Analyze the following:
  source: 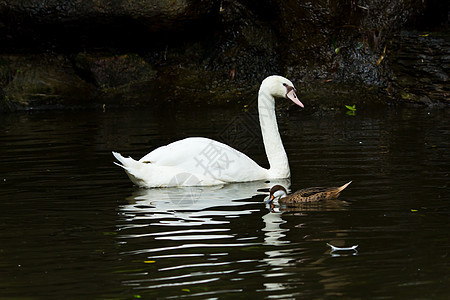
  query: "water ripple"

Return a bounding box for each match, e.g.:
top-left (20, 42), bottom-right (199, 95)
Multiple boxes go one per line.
top-left (2, 109), bottom-right (449, 299)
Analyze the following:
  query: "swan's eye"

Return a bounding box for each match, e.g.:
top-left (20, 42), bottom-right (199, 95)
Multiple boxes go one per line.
top-left (282, 83), bottom-right (288, 87)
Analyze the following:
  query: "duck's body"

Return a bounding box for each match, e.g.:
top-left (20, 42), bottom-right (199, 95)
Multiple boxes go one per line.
top-left (113, 75), bottom-right (304, 188)
top-left (267, 181), bottom-right (352, 204)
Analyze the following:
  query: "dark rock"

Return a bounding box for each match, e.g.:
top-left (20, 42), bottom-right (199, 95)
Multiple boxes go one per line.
top-left (389, 31), bottom-right (450, 105)
top-left (74, 53), bottom-right (157, 88)
top-left (0, 0), bottom-right (448, 110)
top-left (0, 55), bottom-right (96, 110)
top-left (73, 53), bottom-right (158, 104)
top-left (0, 0), bottom-right (216, 29)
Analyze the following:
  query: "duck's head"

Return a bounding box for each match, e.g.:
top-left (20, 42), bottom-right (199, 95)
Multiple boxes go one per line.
top-left (260, 75), bottom-right (304, 108)
top-left (266, 185), bottom-right (288, 204)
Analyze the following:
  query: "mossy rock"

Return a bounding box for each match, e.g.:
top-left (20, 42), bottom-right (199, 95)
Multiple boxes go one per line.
top-left (1, 55), bottom-right (96, 110)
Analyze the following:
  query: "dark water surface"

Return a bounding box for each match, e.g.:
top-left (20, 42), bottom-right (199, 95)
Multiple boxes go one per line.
top-left (0, 104), bottom-right (449, 299)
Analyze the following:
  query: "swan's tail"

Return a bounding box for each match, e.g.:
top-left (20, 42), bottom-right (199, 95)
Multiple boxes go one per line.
top-left (112, 152), bottom-right (148, 186)
top-left (112, 151), bottom-right (221, 188)
top-left (112, 151), bottom-right (142, 170)
top-left (337, 181), bottom-right (352, 192)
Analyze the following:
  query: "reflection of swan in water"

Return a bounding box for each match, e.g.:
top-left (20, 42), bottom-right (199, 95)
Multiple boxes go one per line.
top-left (262, 209), bottom-right (295, 278)
top-left (260, 194), bottom-right (352, 273)
top-left (262, 209), bottom-right (288, 246)
top-left (119, 179), bottom-right (291, 227)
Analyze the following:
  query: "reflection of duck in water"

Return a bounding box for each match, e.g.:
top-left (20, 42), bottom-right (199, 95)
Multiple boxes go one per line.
top-left (267, 181), bottom-right (351, 205)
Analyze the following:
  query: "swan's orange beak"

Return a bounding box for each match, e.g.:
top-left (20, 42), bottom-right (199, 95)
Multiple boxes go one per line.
top-left (286, 86), bottom-right (304, 108)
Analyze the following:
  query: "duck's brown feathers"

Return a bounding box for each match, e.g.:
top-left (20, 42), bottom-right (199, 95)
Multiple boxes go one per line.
top-left (274, 181), bottom-right (351, 204)
top-left (290, 186), bottom-right (343, 202)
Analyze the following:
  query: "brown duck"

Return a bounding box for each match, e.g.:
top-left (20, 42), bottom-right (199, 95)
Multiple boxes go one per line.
top-left (267, 181), bottom-right (352, 205)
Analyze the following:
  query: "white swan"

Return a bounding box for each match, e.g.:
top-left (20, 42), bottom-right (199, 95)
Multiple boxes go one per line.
top-left (113, 75), bottom-right (304, 187)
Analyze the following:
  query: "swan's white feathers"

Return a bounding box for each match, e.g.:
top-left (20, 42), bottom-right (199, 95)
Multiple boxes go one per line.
top-left (145, 137), bottom-right (267, 180)
top-left (113, 75), bottom-right (302, 188)
top-left (113, 138), bottom-right (267, 187)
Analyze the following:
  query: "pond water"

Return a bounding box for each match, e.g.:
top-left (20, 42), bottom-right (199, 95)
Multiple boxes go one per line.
top-left (0, 103), bottom-right (449, 299)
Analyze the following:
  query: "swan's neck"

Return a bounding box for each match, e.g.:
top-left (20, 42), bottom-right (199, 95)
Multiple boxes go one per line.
top-left (258, 89), bottom-right (290, 178)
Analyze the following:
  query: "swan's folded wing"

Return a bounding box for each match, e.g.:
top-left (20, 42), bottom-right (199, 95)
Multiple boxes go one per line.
top-left (139, 137), bottom-right (267, 182)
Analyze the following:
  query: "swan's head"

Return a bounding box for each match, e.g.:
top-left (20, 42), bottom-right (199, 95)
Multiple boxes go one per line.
top-left (266, 185), bottom-right (288, 204)
top-left (261, 75), bottom-right (304, 108)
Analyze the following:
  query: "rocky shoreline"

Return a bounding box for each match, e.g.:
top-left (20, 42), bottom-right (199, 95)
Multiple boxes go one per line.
top-left (0, 0), bottom-right (448, 111)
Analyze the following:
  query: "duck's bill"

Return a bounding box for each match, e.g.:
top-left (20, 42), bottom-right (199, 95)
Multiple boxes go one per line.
top-left (287, 89), bottom-right (304, 108)
top-left (265, 195), bottom-right (274, 204)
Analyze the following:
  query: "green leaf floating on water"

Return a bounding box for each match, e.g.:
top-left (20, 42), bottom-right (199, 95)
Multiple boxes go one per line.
top-left (345, 105), bottom-right (356, 111)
